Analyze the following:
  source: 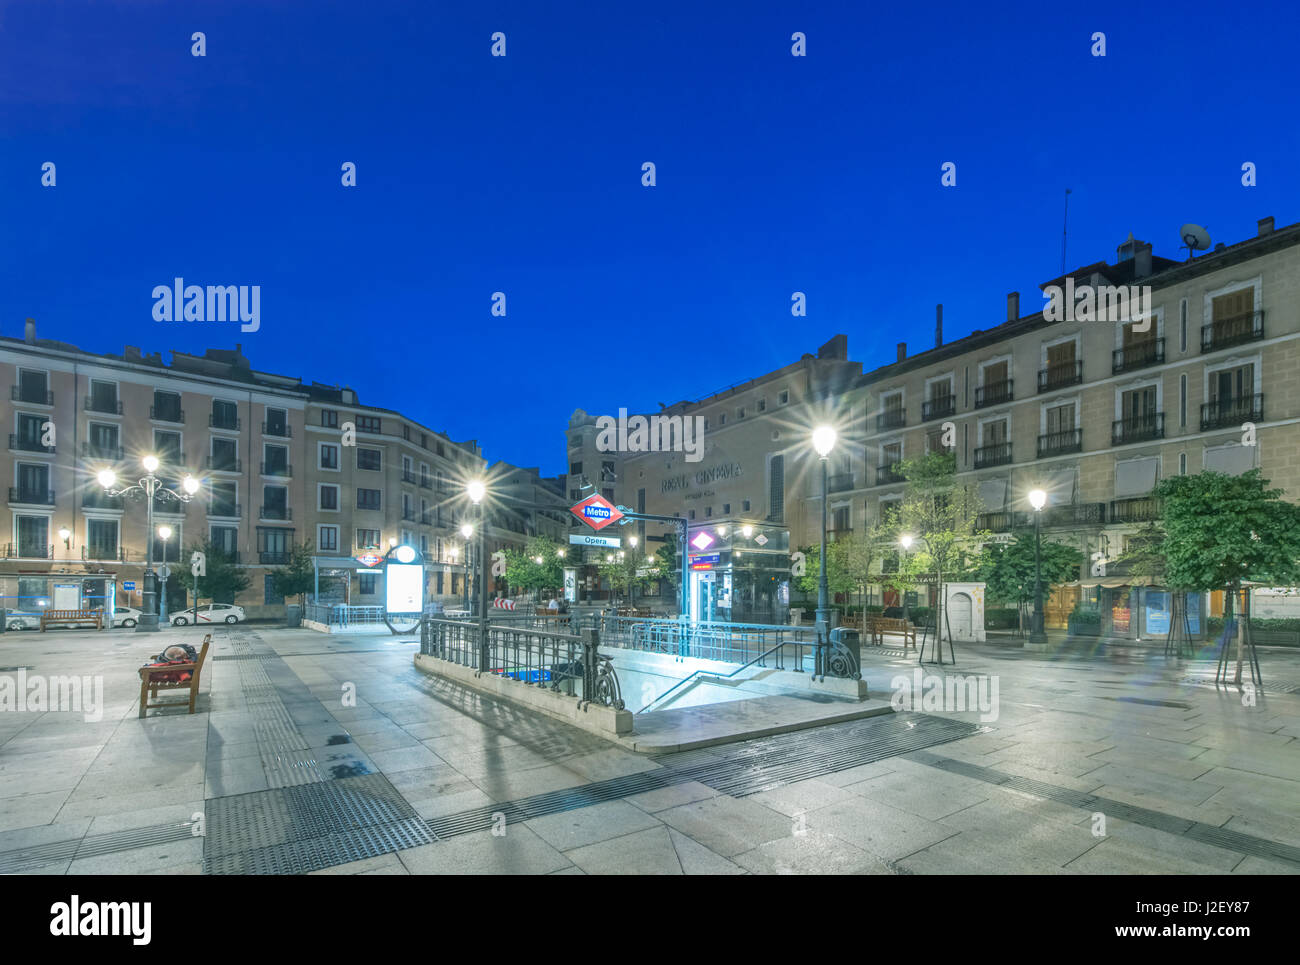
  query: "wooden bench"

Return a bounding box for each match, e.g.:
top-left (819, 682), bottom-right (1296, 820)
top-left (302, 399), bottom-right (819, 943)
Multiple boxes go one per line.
top-left (40, 609), bottom-right (104, 631)
top-left (865, 616), bottom-right (916, 651)
top-left (138, 633), bottom-right (211, 718)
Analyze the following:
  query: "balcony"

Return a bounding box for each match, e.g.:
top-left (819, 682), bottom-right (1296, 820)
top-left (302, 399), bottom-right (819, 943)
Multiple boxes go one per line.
top-left (260, 505), bottom-right (292, 521)
top-left (977, 511), bottom-right (1027, 533)
top-left (85, 396), bottom-right (122, 415)
top-left (210, 413), bottom-right (241, 431)
top-left (402, 469), bottom-right (419, 485)
top-left (150, 405), bottom-right (185, 424)
top-left (827, 473), bottom-right (855, 494)
top-left (209, 503), bottom-right (242, 519)
top-left (973, 442), bottom-right (1013, 469)
top-left (10, 434), bottom-right (54, 454)
top-left (420, 511), bottom-right (434, 525)
top-left (1202, 311), bottom-right (1264, 352)
top-left (12, 385), bottom-right (52, 405)
top-left (260, 462), bottom-right (293, 477)
top-left (1042, 502), bottom-right (1106, 527)
top-left (5, 542), bottom-right (53, 559)
top-left (1110, 496), bottom-right (1161, 524)
top-left (1112, 413), bottom-right (1164, 445)
top-left (876, 463), bottom-right (906, 486)
top-left (1037, 428), bottom-right (1082, 458)
top-left (401, 508), bottom-right (417, 522)
top-left (1112, 338), bottom-right (1164, 374)
top-left (921, 395), bottom-right (956, 422)
top-left (1038, 361), bottom-right (1082, 392)
top-left (876, 409), bottom-right (906, 431)
top-left (262, 421), bottom-right (291, 438)
top-left (81, 442), bottom-right (124, 461)
top-left (259, 551), bottom-right (292, 565)
top-left (1201, 394), bottom-right (1264, 431)
top-left (419, 476), bottom-right (432, 490)
top-left (974, 380), bottom-right (1013, 409)
top-left (9, 487), bottom-right (55, 505)
top-left (207, 456), bottom-right (242, 473)
top-left (82, 489), bottom-right (123, 510)
top-left (82, 544), bottom-right (125, 562)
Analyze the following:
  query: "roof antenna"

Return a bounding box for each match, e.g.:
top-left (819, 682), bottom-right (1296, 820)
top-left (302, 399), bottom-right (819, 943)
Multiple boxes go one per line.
top-left (1060, 188), bottom-right (1072, 275)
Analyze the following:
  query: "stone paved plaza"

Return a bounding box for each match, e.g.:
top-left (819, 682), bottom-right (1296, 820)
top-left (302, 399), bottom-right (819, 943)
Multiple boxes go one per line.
top-left (0, 625), bottom-right (1297, 875)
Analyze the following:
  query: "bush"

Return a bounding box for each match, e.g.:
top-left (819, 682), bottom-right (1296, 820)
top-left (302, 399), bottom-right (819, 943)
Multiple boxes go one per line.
top-left (984, 607), bottom-right (1021, 629)
top-left (1207, 616), bottom-right (1300, 636)
top-left (1067, 608), bottom-right (1101, 636)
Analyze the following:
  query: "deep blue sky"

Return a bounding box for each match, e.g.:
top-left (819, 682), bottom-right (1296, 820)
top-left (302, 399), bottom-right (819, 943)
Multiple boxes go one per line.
top-left (3, 1), bottom-right (1297, 475)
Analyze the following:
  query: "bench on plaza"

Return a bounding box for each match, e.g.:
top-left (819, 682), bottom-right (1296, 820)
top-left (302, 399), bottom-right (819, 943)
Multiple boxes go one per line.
top-left (40, 609), bottom-right (104, 631)
top-left (865, 616), bottom-right (916, 651)
top-left (138, 633), bottom-right (212, 718)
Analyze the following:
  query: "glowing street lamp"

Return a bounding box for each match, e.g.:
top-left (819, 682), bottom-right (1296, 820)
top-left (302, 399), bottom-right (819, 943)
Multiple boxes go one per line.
top-left (466, 481), bottom-right (487, 619)
top-left (812, 425), bottom-right (837, 668)
top-left (1028, 488), bottom-right (1048, 646)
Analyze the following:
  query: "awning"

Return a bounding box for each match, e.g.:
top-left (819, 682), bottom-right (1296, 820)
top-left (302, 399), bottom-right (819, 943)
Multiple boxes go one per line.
top-left (1114, 456), bottom-right (1160, 497)
top-left (977, 478), bottom-right (1008, 511)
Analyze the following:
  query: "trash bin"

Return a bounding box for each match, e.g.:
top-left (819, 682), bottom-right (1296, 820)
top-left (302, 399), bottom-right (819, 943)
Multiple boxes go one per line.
top-left (286, 604), bottom-right (302, 628)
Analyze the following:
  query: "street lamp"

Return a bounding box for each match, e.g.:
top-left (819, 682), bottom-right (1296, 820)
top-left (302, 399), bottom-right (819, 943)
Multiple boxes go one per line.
top-left (459, 522), bottom-right (473, 612)
top-left (467, 481), bottom-right (486, 620)
top-left (812, 425), bottom-right (837, 672)
top-left (157, 525), bottom-right (173, 625)
top-left (58, 527), bottom-right (71, 550)
top-left (1028, 488), bottom-right (1048, 645)
top-left (899, 534), bottom-right (914, 625)
top-left (99, 456), bottom-right (200, 631)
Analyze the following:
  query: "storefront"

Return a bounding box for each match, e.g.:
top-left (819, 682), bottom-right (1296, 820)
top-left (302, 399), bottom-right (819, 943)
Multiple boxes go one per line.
top-left (1070, 581), bottom-right (1205, 641)
top-left (686, 519), bottom-right (790, 624)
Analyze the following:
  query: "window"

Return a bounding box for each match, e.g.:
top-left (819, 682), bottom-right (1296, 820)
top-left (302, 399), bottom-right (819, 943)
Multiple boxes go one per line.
top-left (88, 379), bottom-right (119, 413)
top-left (1179, 299), bottom-right (1188, 352)
top-left (154, 430), bottom-right (182, 467)
top-left (719, 412), bottom-right (727, 426)
top-left (757, 399), bottom-right (766, 413)
top-left (356, 529), bottom-right (380, 551)
top-left (211, 526), bottom-right (238, 558)
top-left (15, 516), bottom-right (48, 557)
top-left (705, 506), bottom-right (712, 518)
top-left (257, 527), bottom-right (291, 564)
top-left (357, 488), bottom-right (382, 511)
top-left (88, 423), bottom-right (120, 459)
top-left (768, 454), bottom-right (784, 522)
top-left (321, 409), bottom-right (339, 428)
top-left (601, 460), bottom-right (615, 479)
top-left (211, 436), bottom-right (238, 471)
top-left (318, 525), bottom-right (339, 552)
top-left (211, 399), bottom-right (238, 430)
top-left (359, 573), bottom-right (378, 595)
top-left (357, 448), bottom-right (382, 471)
top-left (152, 390), bottom-right (182, 423)
top-left (264, 574), bottom-right (284, 606)
top-left (778, 390), bottom-right (789, 405)
top-left (1179, 452), bottom-right (1187, 475)
top-left (319, 485), bottom-right (339, 511)
top-left (211, 481), bottom-right (238, 517)
top-left (16, 369), bottom-right (49, 405)
top-left (737, 407), bottom-right (745, 420)
top-left (743, 499), bottom-right (751, 512)
top-left (1180, 374), bottom-right (1188, 428)
top-left (262, 486), bottom-right (289, 519)
top-left (570, 461), bottom-right (583, 475)
top-left (319, 443), bottom-right (339, 470)
top-left (723, 503), bottom-right (731, 514)
top-left (150, 525), bottom-right (181, 563)
top-left (264, 407), bottom-right (288, 437)
top-left (356, 415), bottom-right (381, 434)
top-left (263, 444), bottom-right (289, 476)
top-left (86, 519), bottom-right (118, 560)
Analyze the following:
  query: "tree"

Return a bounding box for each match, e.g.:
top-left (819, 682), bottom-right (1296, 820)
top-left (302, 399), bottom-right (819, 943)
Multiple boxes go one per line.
top-left (175, 540), bottom-right (251, 606)
top-left (975, 533), bottom-right (1083, 630)
top-left (270, 540), bottom-right (317, 606)
top-left (795, 541), bottom-right (857, 599)
top-left (502, 535), bottom-right (565, 599)
top-left (599, 547), bottom-right (661, 606)
top-left (895, 452), bottom-right (986, 647)
top-left (1154, 470), bottom-right (1300, 683)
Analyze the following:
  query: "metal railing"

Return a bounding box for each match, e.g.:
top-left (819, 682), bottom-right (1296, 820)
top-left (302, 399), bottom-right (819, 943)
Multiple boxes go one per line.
top-left (1038, 361), bottom-right (1082, 392)
top-left (1037, 428), bottom-right (1081, 457)
top-left (977, 511), bottom-right (1027, 532)
top-left (207, 456), bottom-right (242, 472)
top-left (82, 442), bottom-right (125, 460)
top-left (150, 405), bottom-right (184, 423)
top-left (586, 614), bottom-right (818, 665)
top-left (1042, 502), bottom-right (1105, 526)
top-left (1201, 394), bottom-right (1263, 430)
top-left (827, 472), bottom-right (855, 493)
top-left (9, 435), bottom-right (54, 454)
top-left (876, 409), bottom-right (905, 430)
top-left (262, 422), bottom-right (292, 437)
top-left (974, 379), bottom-right (1013, 408)
top-left (12, 386), bottom-right (52, 405)
top-left (5, 542), bottom-right (53, 559)
top-left (210, 413), bottom-right (241, 430)
top-left (259, 505), bottom-right (292, 520)
top-left (304, 603), bottom-right (386, 626)
top-left (85, 396), bottom-right (123, 414)
top-left (1112, 337), bottom-right (1164, 374)
top-left (1110, 496), bottom-right (1161, 523)
top-left (973, 441), bottom-right (1012, 468)
top-left (260, 462), bottom-right (292, 477)
top-left (9, 487), bottom-right (55, 505)
top-left (1113, 413), bottom-right (1164, 445)
top-left (921, 396), bottom-right (955, 421)
top-left (876, 463), bottom-right (905, 486)
top-left (1202, 311), bottom-right (1264, 352)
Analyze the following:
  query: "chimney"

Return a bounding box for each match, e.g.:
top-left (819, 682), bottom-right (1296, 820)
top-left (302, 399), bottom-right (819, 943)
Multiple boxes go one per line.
top-left (1134, 241), bottom-right (1152, 278)
top-left (124, 345), bottom-right (141, 361)
top-left (896, 342), bottom-right (906, 363)
top-left (935, 304), bottom-right (943, 347)
top-left (24, 318), bottom-right (35, 344)
top-left (1258, 216), bottom-right (1275, 236)
top-left (1007, 292), bottom-right (1019, 322)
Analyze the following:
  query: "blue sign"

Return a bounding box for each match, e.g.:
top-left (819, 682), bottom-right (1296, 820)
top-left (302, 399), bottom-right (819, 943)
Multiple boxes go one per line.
top-left (123, 581), bottom-right (136, 591)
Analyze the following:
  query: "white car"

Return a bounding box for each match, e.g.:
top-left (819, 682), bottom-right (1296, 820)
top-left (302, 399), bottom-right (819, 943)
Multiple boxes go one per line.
top-left (5, 610), bottom-right (42, 631)
top-left (113, 606), bottom-right (143, 628)
top-left (171, 603), bottom-right (245, 626)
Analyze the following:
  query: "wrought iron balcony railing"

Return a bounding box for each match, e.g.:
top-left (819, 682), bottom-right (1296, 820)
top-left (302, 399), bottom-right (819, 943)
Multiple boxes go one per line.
top-left (1112, 338), bottom-right (1164, 374)
top-left (876, 409), bottom-right (906, 431)
top-left (85, 396), bottom-right (122, 414)
top-left (260, 505), bottom-right (292, 521)
top-left (150, 405), bottom-right (185, 424)
top-left (974, 379), bottom-right (1013, 408)
top-left (12, 385), bottom-right (52, 405)
top-left (82, 489), bottom-right (123, 510)
top-left (81, 442), bottom-right (124, 460)
top-left (1109, 496), bottom-right (1161, 524)
top-left (5, 542), bottom-right (53, 559)
top-left (876, 463), bottom-right (906, 486)
top-left (1112, 413), bottom-right (1164, 445)
top-left (1202, 311), bottom-right (1264, 352)
top-left (10, 434), bottom-right (54, 454)
top-left (1037, 428), bottom-right (1082, 458)
top-left (1201, 394), bottom-right (1264, 431)
top-left (262, 421), bottom-right (291, 437)
top-left (1042, 502), bottom-right (1105, 527)
top-left (827, 473), bottom-right (855, 494)
top-left (82, 544), bottom-right (125, 562)
top-left (976, 511), bottom-right (1027, 533)
top-left (9, 487), bottom-right (55, 505)
top-left (973, 442), bottom-right (1012, 468)
top-left (402, 469), bottom-right (419, 485)
top-left (259, 551), bottom-right (292, 565)
top-left (1038, 361), bottom-right (1082, 392)
top-left (260, 462), bottom-right (293, 477)
top-left (207, 456), bottom-right (242, 472)
top-left (209, 503), bottom-right (242, 519)
top-left (921, 396), bottom-right (956, 421)
top-left (210, 413), bottom-right (241, 430)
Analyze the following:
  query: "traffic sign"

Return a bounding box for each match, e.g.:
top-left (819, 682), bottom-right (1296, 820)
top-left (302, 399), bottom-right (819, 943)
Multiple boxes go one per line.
top-left (122, 581), bottom-right (136, 591)
top-left (569, 493), bottom-right (624, 531)
top-left (569, 533), bottom-right (621, 548)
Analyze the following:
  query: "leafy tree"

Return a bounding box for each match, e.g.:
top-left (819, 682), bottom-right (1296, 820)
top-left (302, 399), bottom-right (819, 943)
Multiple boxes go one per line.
top-left (270, 540), bottom-right (317, 606)
top-left (502, 536), bottom-right (565, 599)
top-left (795, 541), bottom-right (857, 598)
top-left (598, 547), bottom-right (661, 606)
top-left (175, 540), bottom-right (251, 606)
top-left (1155, 470), bottom-right (1300, 682)
top-left (975, 533), bottom-right (1083, 629)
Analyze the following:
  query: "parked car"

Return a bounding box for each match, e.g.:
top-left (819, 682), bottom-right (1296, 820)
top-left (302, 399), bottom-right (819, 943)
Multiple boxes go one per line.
top-left (4, 610), bottom-right (42, 631)
top-left (171, 603), bottom-right (245, 626)
top-left (112, 606), bottom-right (143, 628)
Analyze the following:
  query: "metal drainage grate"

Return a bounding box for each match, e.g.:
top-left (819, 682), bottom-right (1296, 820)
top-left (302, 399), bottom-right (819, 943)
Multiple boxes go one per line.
top-left (204, 772), bottom-right (434, 874)
top-left (1104, 696), bottom-right (1193, 710)
top-left (907, 751), bottom-right (1300, 867)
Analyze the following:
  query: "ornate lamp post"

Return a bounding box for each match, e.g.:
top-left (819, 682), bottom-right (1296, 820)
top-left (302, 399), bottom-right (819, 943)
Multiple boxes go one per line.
top-left (157, 525), bottom-right (173, 626)
top-left (98, 456), bottom-right (200, 632)
top-left (1029, 488), bottom-right (1048, 645)
top-left (467, 480), bottom-right (487, 621)
top-left (812, 425), bottom-right (837, 672)
top-left (459, 522), bottom-right (473, 613)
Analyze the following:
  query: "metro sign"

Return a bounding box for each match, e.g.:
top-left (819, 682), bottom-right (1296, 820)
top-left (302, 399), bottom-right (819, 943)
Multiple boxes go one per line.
top-left (355, 553), bottom-right (382, 568)
top-left (570, 493), bottom-right (624, 531)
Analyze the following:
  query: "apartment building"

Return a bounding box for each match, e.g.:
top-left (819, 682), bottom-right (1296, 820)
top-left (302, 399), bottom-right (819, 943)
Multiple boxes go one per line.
top-left (570, 215), bottom-right (1300, 634)
top-left (1, 329), bottom-right (485, 618)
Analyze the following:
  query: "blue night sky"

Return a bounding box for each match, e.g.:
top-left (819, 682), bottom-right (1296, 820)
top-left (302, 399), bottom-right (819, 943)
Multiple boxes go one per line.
top-left (2, 1), bottom-right (1297, 474)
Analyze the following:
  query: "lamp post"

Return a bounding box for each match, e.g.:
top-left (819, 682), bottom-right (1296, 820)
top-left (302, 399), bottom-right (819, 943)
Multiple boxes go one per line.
top-left (459, 523), bottom-right (473, 613)
top-left (812, 426), bottom-right (837, 674)
top-left (1029, 488), bottom-right (1048, 645)
top-left (98, 456), bottom-right (200, 632)
top-left (157, 525), bottom-right (172, 625)
top-left (467, 481), bottom-right (486, 622)
top-left (899, 534), bottom-right (914, 626)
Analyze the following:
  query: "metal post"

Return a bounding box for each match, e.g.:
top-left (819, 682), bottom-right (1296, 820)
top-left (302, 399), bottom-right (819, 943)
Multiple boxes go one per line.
top-left (815, 456), bottom-right (830, 677)
top-left (139, 476), bottom-right (158, 632)
top-left (462, 539), bottom-right (470, 612)
top-left (1030, 508), bottom-right (1047, 645)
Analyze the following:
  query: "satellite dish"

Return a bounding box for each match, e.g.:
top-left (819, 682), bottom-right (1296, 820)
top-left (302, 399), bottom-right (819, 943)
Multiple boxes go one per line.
top-left (1180, 223), bottom-right (1211, 258)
